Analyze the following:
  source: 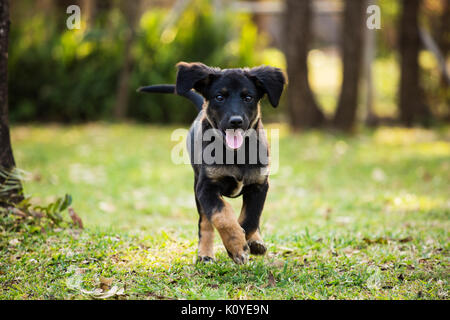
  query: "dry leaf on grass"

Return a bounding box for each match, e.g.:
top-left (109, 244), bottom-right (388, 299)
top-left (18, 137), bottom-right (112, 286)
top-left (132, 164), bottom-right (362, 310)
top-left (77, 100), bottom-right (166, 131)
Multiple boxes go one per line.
top-left (363, 237), bottom-right (388, 245)
top-left (68, 207), bottom-right (83, 229)
top-left (268, 260), bottom-right (285, 268)
top-left (398, 236), bottom-right (413, 243)
top-left (267, 271), bottom-right (276, 288)
top-left (99, 277), bottom-right (114, 292)
top-left (10, 207), bottom-right (27, 218)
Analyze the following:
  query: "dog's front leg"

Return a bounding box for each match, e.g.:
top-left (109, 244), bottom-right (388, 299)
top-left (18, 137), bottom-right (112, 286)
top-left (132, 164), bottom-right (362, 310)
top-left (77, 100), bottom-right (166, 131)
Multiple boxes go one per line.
top-left (196, 181), bottom-right (249, 264)
top-left (195, 195), bottom-right (215, 262)
top-left (239, 182), bottom-right (269, 255)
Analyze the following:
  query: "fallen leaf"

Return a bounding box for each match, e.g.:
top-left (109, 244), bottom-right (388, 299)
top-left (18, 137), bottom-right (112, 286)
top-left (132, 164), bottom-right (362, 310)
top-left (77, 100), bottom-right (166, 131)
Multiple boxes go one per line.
top-left (268, 260), bottom-right (285, 268)
top-left (363, 237), bottom-right (388, 245)
top-left (379, 263), bottom-right (392, 271)
top-left (277, 246), bottom-right (296, 256)
top-left (31, 173), bottom-right (42, 182)
top-left (398, 236), bottom-right (413, 243)
top-left (99, 277), bottom-right (114, 291)
top-left (68, 207), bottom-right (83, 229)
top-left (343, 247), bottom-right (360, 256)
top-left (9, 254), bottom-right (21, 262)
top-left (267, 271), bottom-right (276, 288)
top-left (146, 292), bottom-right (174, 300)
top-left (27, 210), bottom-right (43, 218)
top-left (422, 171), bottom-right (432, 182)
top-left (10, 207), bottom-right (27, 218)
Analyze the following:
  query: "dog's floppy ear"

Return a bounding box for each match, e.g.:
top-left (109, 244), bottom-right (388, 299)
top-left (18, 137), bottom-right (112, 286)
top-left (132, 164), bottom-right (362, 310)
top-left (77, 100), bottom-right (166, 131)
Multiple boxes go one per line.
top-left (247, 66), bottom-right (287, 108)
top-left (176, 62), bottom-right (218, 97)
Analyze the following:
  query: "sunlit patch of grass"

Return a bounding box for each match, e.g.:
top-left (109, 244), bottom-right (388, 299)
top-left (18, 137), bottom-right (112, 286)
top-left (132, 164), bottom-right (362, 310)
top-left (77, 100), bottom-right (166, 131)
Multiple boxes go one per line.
top-left (384, 192), bottom-right (448, 212)
top-left (309, 48), bottom-right (341, 116)
top-left (3, 124), bottom-right (449, 299)
top-left (373, 127), bottom-right (439, 145)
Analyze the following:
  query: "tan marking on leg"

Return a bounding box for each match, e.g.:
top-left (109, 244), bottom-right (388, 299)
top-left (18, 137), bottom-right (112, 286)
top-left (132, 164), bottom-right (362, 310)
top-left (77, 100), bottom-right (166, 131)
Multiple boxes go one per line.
top-left (198, 214), bottom-right (215, 259)
top-left (248, 229), bottom-right (263, 242)
top-left (211, 201), bottom-right (249, 264)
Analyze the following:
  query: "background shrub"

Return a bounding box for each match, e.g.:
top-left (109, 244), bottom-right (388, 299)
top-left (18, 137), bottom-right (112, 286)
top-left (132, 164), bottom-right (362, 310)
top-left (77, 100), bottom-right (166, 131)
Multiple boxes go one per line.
top-left (9, 1), bottom-right (283, 124)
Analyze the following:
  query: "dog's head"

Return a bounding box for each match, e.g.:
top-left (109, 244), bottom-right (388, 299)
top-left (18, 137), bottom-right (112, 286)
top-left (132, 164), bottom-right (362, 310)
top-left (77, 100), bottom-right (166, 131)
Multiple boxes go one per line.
top-left (175, 62), bottom-right (286, 149)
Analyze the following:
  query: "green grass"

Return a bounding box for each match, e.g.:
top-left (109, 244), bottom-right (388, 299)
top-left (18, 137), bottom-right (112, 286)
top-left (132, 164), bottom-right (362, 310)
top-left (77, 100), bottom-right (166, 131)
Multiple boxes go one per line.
top-left (1, 123), bottom-right (449, 299)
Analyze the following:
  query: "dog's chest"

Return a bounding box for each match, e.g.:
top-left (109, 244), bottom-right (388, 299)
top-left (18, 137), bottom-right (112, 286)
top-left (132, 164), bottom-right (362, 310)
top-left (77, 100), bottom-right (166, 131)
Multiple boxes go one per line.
top-left (205, 165), bottom-right (268, 198)
top-left (229, 179), bottom-right (244, 198)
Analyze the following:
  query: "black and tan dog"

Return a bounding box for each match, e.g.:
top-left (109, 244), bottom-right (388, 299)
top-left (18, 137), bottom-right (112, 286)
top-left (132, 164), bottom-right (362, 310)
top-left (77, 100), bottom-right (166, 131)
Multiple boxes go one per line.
top-left (138, 62), bottom-right (286, 264)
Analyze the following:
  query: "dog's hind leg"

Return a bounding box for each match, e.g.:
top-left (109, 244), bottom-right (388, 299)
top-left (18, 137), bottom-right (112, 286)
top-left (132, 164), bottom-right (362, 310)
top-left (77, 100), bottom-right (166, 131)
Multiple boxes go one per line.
top-left (239, 182), bottom-right (268, 255)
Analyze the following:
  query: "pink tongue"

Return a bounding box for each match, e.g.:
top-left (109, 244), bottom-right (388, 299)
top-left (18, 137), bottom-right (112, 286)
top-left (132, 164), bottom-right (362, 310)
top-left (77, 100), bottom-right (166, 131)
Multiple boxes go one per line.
top-left (225, 130), bottom-right (244, 149)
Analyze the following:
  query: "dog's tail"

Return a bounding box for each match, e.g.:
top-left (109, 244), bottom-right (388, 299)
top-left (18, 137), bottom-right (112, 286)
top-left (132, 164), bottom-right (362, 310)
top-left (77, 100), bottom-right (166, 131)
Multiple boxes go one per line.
top-left (137, 84), bottom-right (204, 111)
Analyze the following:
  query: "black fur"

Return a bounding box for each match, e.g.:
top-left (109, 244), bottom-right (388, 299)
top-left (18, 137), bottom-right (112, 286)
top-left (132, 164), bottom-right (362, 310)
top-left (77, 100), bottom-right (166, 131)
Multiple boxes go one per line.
top-left (137, 84), bottom-right (204, 111)
top-left (138, 62), bottom-right (286, 263)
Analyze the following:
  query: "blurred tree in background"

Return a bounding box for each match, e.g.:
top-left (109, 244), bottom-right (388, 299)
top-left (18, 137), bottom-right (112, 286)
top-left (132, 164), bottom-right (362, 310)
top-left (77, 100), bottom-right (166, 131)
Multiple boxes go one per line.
top-left (399, 0), bottom-right (432, 126)
top-left (332, 0), bottom-right (365, 130)
top-left (284, 0), bottom-right (325, 129)
top-left (0, 0), bottom-right (23, 205)
top-left (6, 0), bottom-right (450, 128)
top-left (113, 0), bottom-right (142, 120)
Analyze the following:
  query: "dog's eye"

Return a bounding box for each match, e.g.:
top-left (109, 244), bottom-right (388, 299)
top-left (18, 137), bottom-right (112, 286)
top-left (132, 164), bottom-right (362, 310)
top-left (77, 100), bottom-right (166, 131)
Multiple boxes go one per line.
top-left (215, 94), bottom-right (225, 102)
top-left (243, 95), bottom-right (253, 102)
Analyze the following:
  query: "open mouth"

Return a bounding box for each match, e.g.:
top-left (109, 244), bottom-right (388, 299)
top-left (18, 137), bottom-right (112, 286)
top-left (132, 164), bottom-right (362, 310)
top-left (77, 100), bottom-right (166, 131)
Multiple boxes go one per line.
top-left (224, 129), bottom-right (244, 149)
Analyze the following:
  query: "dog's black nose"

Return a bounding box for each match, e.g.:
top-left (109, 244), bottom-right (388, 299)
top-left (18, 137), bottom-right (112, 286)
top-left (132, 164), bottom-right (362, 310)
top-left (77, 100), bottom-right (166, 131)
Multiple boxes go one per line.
top-left (229, 116), bottom-right (243, 128)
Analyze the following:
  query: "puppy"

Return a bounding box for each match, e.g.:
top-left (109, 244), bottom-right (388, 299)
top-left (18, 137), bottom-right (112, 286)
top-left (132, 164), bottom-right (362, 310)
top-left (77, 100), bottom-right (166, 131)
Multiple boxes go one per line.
top-left (139, 62), bottom-right (286, 264)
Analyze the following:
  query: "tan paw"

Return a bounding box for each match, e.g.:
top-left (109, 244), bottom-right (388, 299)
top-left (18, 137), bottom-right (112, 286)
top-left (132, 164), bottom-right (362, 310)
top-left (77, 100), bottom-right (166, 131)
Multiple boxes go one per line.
top-left (226, 243), bottom-right (249, 265)
top-left (197, 256), bottom-right (214, 263)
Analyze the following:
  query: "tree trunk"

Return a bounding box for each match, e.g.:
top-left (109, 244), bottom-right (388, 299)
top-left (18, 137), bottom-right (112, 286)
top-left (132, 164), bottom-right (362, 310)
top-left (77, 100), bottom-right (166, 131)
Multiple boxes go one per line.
top-left (113, 0), bottom-right (141, 120)
top-left (332, 0), bottom-right (366, 131)
top-left (284, 0), bottom-right (324, 130)
top-left (363, 1), bottom-right (378, 126)
top-left (399, 0), bottom-right (432, 126)
top-left (0, 0), bottom-right (22, 206)
top-left (437, 0), bottom-right (450, 62)
top-left (438, 0), bottom-right (450, 120)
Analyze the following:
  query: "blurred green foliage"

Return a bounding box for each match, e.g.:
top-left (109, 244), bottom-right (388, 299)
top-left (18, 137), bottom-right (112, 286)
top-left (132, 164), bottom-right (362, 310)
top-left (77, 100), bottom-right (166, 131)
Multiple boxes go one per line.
top-left (9, 0), bottom-right (281, 123)
top-left (376, 0), bottom-right (400, 58)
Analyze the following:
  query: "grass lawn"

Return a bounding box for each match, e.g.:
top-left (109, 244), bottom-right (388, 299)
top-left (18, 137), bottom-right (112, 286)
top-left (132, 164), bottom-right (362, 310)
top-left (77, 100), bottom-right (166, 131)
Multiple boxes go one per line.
top-left (1, 123), bottom-right (449, 299)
